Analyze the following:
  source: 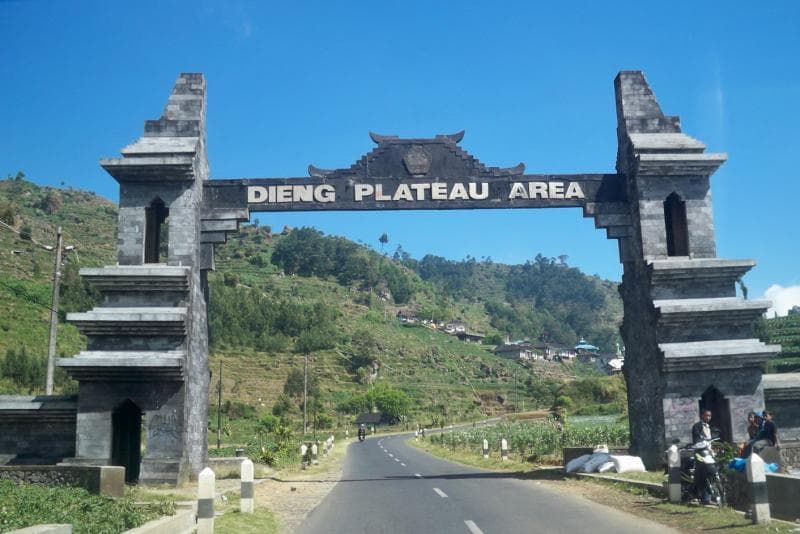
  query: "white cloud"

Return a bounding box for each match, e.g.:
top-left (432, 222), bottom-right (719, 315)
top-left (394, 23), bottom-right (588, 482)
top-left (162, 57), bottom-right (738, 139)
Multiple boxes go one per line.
top-left (762, 284), bottom-right (800, 317)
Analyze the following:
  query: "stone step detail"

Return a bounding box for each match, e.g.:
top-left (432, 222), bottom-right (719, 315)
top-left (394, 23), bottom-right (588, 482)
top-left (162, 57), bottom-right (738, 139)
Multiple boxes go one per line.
top-left (659, 339), bottom-right (781, 372)
top-left (67, 307), bottom-right (187, 337)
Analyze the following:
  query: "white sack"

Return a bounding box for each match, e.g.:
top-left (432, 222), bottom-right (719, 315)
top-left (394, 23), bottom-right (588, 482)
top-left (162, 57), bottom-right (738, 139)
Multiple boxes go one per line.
top-left (596, 461), bottom-right (616, 473)
top-left (610, 455), bottom-right (646, 473)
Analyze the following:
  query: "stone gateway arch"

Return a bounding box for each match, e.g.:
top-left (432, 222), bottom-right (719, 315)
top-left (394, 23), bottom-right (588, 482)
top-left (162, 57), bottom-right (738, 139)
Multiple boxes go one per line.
top-left (54, 71), bottom-right (779, 483)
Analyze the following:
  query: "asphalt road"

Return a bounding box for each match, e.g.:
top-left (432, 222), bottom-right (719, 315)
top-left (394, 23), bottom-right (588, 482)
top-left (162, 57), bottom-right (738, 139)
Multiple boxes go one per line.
top-left (296, 433), bottom-right (676, 534)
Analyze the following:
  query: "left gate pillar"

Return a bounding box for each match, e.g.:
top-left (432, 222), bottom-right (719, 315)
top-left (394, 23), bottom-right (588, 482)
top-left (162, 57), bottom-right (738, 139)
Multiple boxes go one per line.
top-left (58, 73), bottom-right (212, 484)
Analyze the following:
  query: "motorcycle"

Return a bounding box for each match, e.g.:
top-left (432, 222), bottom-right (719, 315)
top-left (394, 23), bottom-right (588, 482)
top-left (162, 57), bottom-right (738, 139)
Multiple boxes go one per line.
top-left (358, 429), bottom-right (366, 442)
top-left (676, 438), bottom-right (725, 506)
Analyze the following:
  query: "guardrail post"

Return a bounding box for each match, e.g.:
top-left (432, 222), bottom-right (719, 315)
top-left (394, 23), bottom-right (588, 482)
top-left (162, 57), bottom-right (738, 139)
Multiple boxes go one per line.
top-left (311, 443), bottom-right (319, 465)
top-left (501, 438), bottom-right (508, 461)
top-left (746, 453), bottom-right (770, 524)
top-left (197, 467), bottom-right (215, 534)
top-left (666, 444), bottom-right (681, 503)
top-left (482, 439), bottom-right (489, 459)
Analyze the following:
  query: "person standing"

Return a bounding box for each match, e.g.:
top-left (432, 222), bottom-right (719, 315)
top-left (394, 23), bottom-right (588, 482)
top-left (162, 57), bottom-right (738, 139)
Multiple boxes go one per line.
top-left (692, 409), bottom-right (713, 443)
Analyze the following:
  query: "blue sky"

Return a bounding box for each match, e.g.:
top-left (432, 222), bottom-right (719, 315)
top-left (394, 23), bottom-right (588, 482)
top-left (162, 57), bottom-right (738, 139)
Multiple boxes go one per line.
top-left (2, 1), bottom-right (799, 313)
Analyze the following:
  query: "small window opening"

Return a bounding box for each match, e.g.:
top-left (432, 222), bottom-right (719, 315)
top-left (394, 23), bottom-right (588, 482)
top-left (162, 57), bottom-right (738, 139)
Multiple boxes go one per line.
top-left (144, 198), bottom-right (169, 263)
top-left (664, 192), bottom-right (689, 256)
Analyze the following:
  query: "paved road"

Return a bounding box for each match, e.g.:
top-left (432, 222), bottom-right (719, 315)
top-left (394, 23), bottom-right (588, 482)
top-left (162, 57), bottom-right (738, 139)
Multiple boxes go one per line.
top-left (297, 433), bottom-right (676, 534)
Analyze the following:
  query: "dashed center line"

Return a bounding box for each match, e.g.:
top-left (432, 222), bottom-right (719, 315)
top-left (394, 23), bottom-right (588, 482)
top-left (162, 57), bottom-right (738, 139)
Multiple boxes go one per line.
top-left (394, 458), bottom-right (400, 462)
top-left (400, 462), bottom-right (406, 467)
top-left (388, 453), bottom-right (394, 458)
top-left (464, 520), bottom-right (484, 534)
top-left (433, 487), bottom-right (448, 498)
top-left (414, 473), bottom-right (422, 478)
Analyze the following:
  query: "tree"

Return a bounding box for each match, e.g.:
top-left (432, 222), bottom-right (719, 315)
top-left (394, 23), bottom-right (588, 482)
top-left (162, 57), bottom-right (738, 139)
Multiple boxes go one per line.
top-left (379, 233), bottom-right (389, 251)
top-left (19, 224), bottom-right (32, 241)
top-left (284, 367), bottom-right (319, 400)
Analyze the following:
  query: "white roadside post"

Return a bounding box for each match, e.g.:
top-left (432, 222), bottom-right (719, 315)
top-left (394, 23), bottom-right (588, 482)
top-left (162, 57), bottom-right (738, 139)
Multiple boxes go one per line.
top-left (240, 458), bottom-right (254, 514)
top-left (197, 467), bottom-right (215, 534)
top-left (300, 443), bottom-right (308, 469)
top-left (482, 439), bottom-right (489, 459)
top-left (666, 444), bottom-right (681, 503)
top-left (501, 438), bottom-right (509, 461)
top-left (311, 443), bottom-right (319, 465)
top-left (746, 453), bottom-right (771, 524)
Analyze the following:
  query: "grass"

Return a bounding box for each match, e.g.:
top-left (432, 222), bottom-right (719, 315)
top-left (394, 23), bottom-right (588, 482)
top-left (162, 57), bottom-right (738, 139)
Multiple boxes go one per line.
top-left (0, 480), bottom-right (174, 534)
top-left (216, 509), bottom-right (279, 534)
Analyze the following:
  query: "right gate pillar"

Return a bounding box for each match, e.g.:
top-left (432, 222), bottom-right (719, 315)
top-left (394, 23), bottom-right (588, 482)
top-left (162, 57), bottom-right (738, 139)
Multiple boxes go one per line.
top-left (590, 71), bottom-right (781, 467)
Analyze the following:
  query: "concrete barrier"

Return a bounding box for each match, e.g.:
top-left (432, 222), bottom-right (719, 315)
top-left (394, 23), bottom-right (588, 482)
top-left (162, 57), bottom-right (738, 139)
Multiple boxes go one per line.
top-left (122, 509), bottom-right (195, 534)
top-left (726, 470), bottom-right (800, 522)
top-left (6, 526), bottom-right (72, 534)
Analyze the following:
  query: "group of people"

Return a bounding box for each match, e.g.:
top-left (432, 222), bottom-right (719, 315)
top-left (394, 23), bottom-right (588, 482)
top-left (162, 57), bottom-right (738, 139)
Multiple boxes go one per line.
top-left (744, 410), bottom-right (779, 456)
top-left (690, 408), bottom-right (779, 456)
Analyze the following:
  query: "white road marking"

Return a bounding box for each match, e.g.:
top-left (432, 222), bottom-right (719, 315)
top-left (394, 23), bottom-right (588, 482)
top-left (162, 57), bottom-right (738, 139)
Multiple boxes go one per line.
top-left (464, 520), bottom-right (484, 534)
top-left (400, 463), bottom-right (406, 467)
top-left (394, 458), bottom-right (400, 462)
top-left (388, 453), bottom-right (393, 458)
top-left (433, 487), bottom-right (448, 498)
top-left (414, 473), bottom-right (422, 478)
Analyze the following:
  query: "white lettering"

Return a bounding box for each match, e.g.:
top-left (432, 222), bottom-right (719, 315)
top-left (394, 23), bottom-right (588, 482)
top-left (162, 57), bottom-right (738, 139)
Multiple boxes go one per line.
top-left (410, 183), bottom-right (431, 200)
top-left (529, 182), bottom-right (548, 199)
top-left (565, 182), bottom-right (585, 199)
top-left (315, 184), bottom-right (336, 202)
top-left (548, 182), bottom-right (564, 199)
top-left (449, 183), bottom-right (469, 200)
top-left (247, 186), bottom-right (268, 203)
top-left (508, 182), bottom-right (528, 200)
top-left (394, 184), bottom-right (414, 201)
top-left (354, 184), bottom-right (373, 201)
top-left (276, 185), bottom-right (293, 203)
top-left (293, 185), bottom-right (313, 202)
top-left (431, 183), bottom-right (448, 200)
top-left (375, 184), bottom-right (391, 201)
top-left (469, 182), bottom-right (489, 200)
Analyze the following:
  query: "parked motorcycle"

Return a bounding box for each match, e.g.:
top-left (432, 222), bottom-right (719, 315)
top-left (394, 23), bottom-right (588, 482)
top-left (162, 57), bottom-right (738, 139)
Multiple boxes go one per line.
top-left (677, 438), bottom-right (725, 506)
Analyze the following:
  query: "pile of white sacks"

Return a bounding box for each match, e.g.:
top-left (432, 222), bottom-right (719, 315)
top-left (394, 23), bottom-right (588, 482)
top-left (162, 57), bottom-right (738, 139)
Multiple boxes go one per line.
top-left (565, 444), bottom-right (646, 474)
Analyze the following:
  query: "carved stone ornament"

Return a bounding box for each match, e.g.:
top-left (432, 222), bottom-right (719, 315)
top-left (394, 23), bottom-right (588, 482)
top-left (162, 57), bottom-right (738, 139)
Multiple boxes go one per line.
top-left (403, 145), bottom-right (431, 176)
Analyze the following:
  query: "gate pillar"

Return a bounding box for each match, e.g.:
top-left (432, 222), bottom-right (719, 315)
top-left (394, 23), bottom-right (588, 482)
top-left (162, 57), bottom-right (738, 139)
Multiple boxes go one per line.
top-left (598, 71), bottom-right (781, 466)
top-left (57, 74), bottom-right (223, 483)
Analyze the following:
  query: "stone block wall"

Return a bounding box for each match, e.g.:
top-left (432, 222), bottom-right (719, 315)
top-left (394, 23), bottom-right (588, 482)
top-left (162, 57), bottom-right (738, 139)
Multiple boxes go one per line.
top-left (0, 396), bottom-right (76, 465)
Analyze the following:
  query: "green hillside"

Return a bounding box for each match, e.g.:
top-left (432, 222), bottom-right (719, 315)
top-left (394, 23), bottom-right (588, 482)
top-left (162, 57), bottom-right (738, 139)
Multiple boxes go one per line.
top-left (757, 313), bottom-right (800, 373)
top-left (0, 175), bottom-right (627, 426)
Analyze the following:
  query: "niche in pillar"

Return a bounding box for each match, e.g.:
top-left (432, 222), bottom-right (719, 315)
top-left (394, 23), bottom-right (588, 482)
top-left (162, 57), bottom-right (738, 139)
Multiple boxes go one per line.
top-left (664, 192), bottom-right (689, 257)
top-left (144, 197), bottom-right (169, 264)
top-left (112, 399), bottom-right (142, 483)
top-left (699, 386), bottom-right (732, 443)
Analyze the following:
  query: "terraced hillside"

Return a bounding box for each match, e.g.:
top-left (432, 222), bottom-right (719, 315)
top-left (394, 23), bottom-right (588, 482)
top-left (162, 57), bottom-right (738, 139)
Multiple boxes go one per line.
top-left (1, 177), bottom-right (626, 422)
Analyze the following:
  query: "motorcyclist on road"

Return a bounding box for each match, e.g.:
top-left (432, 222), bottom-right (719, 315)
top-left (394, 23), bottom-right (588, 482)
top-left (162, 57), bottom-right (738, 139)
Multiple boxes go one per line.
top-left (358, 424), bottom-right (366, 441)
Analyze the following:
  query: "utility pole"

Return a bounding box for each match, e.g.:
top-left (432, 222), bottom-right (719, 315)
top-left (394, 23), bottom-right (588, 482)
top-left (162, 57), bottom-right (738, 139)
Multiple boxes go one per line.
top-left (217, 361), bottom-right (222, 449)
top-left (45, 227), bottom-right (63, 395)
top-left (514, 371), bottom-right (518, 413)
top-left (303, 354), bottom-right (309, 435)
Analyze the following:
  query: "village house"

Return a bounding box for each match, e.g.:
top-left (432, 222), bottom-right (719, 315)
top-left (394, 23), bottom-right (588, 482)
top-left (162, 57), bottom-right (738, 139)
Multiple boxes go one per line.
top-left (532, 342), bottom-right (577, 361)
top-left (456, 331), bottom-right (485, 344)
top-left (443, 320), bottom-right (466, 334)
top-left (396, 309), bottom-right (417, 324)
top-left (494, 343), bottom-right (541, 362)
